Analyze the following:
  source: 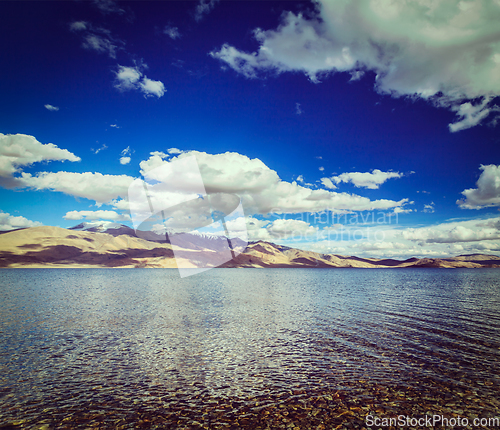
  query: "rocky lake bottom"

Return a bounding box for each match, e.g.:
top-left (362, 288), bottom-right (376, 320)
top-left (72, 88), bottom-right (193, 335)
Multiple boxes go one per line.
top-left (1, 268), bottom-right (499, 429)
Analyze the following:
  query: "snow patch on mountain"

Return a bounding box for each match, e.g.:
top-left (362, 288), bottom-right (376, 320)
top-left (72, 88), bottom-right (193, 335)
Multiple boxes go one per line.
top-left (69, 221), bottom-right (128, 232)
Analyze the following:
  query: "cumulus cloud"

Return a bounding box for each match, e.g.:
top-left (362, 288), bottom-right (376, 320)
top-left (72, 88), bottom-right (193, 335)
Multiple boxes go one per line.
top-left (167, 148), bottom-right (183, 155)
top-left (120, 157), bottom-right (131, 165)
top-left (114, 66), bottom-right (141, 90)
top-left (164, 25), bottom-right (180, 39)
top-left (114, 65), bottom-right (166, 98)
top-left (139, 150), bottom-right (409, 216)
top-left (0, 139), bottom-right (411, 233)
top-left (297, 216), bottom-right (500, 259)
top-left (266, 219), bottom-right (318, 239)
top-left (139, 77), bottom-right (166, 98)
top-left (227, 216), bottom-right (269, 232)
top-left (320, 177), bottom-right (336, 189)
top-left (328, 169), bottom-right (404, 189)
top-left (210, 0), bottom-right (500, 130)
top-left (195, 0), bottom-right (219, 22)
top-left (0, 133), bottom-right (80, 184)
top-left (0, 211), bottom-right (42, 231)
top-left (0, 135), bottom-right (133, 210)
top-left (44, 104), bottom-right (59, 111)
top-left (403, 217), bottom-right (500, 243)
top-left (458, 164), bottom-right (500, 209)
top-left (19, 171), bottom-right (134, 205)
top-left (225, 216), bottom-right (318, 241)
top-left (393, 206), bottom-right (413, 214)
top-left (64, 210), bottom-right (130, 221)
top-left (218, 216), bottom-right (270, 240)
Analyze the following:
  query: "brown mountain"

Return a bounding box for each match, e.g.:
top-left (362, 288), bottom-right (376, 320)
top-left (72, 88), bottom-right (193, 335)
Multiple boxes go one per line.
top-left (0, 226), bottom-right (499, 269)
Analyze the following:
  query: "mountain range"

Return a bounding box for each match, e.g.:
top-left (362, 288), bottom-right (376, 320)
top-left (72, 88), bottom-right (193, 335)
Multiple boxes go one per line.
top-left (1, 224), bottom-right (500, 269)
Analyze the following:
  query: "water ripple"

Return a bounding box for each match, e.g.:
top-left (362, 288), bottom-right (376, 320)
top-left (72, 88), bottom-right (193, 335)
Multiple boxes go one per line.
top-left (1, 268), bottom-right (499, 428)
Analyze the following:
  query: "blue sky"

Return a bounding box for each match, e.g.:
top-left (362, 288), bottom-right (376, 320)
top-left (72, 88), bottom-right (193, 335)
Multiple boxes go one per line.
top-left (1, 0), bottom-right (500, 258)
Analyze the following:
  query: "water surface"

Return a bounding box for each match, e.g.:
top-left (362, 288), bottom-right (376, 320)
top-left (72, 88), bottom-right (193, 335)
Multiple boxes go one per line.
top-left (1, 269), bottom-right (499, 428)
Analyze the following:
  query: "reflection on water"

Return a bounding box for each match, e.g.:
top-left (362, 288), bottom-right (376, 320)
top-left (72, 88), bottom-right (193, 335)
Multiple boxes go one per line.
top-left (1, 268), bottom-right (499, 428)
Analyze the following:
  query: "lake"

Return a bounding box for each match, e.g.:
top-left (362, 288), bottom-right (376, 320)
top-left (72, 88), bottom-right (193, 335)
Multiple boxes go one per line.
top-left (1, 269), bottom-right (499, 429)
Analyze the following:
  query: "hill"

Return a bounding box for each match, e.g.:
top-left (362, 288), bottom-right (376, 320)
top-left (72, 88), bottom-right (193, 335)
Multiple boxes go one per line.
top-left (0, 226), bottom-right (499, 269)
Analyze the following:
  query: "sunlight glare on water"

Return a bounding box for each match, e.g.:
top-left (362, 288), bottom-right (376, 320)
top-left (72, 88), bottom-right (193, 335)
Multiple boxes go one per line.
top-left (1, 268), bottom-right (499, 428)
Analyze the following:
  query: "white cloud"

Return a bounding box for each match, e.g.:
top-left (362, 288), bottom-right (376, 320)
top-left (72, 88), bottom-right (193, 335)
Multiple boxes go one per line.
top-left (44, 104), bottom-right (59, 111)
top-left (295, 102), bottom-right (303, 115)
top-left (0, 211), bottom-right (42, 231)
top-left (0, 133), bottom-right (80, 182)
top-left (115, 66), bottom-right (142, 90)
top-left (119, 146), bottom-right (133, 164)
top-left (393, 206), bottom-right (413, 214)
top-left (226, 216), bottom-right (270, 236)
top-left (18, 171), bottom-right (135, 205)
top-left (458, 164), bottom-right (500, 209)
top-left (319, 166), bottom-right (325, 172)
top-left (140, 151), bottom-right (281, 195)
top-left (266, 219), bottom-right (318, 239)
top-left (297, 216), bottom-right (500, 259)
top-left (69, 21), bottom-right (87, 31)
top-left (139, 77), bottom-right (166, 98)
top-left (330, 169), bottom-right (404, 189)
top-left (91, 143), bottom-right (107, 154)
top-left (321, 224), bottom-right (342, 232)
top-left (350, 70), bottom-right (365, 81)
top-left (164, 25), bottom-right (180, 39)
top-left (296, 175), bottom-right (304, 183)
top-left (139, 151), bottom-right (409, 216)
top-left (320, 177), bottom-right (336, 189)
top-left (449, 97), bottom-right (495, 132)
top-left (0, 140), bottom-right (411, 233)
top-left (83, 34), bottom-right (118, 58)
top-left (167, 148), bottom-right (183, 154)
top-left (210, 0), bottom-right (500, 130)
top-left (225, 216), bottom-right (317, 241)
top-left (64, 210), bottom-right (130, 221)
top-left (93, 0), bottom-right (125, 15)
top-left (252, 181), bottom-right (409, 215)
top-left (110, 124), bottom-right (120, 128)
top-left (423, 202), bottom-right (435, 213)
top-left (70, 21), bottom-right (123, 59)
top-left (114, 65), bottom-right (166, 98)
top-left (195, 0), bottom-right (219, 22)
top-left (0, 135), bottom-right (133, 214)
top-left (403, 217), bottom-right (500, 244)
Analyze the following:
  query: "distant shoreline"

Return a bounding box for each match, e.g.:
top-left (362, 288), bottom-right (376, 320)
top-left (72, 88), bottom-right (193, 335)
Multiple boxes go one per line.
top-left (1, 226), bottom-right (500, 269)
